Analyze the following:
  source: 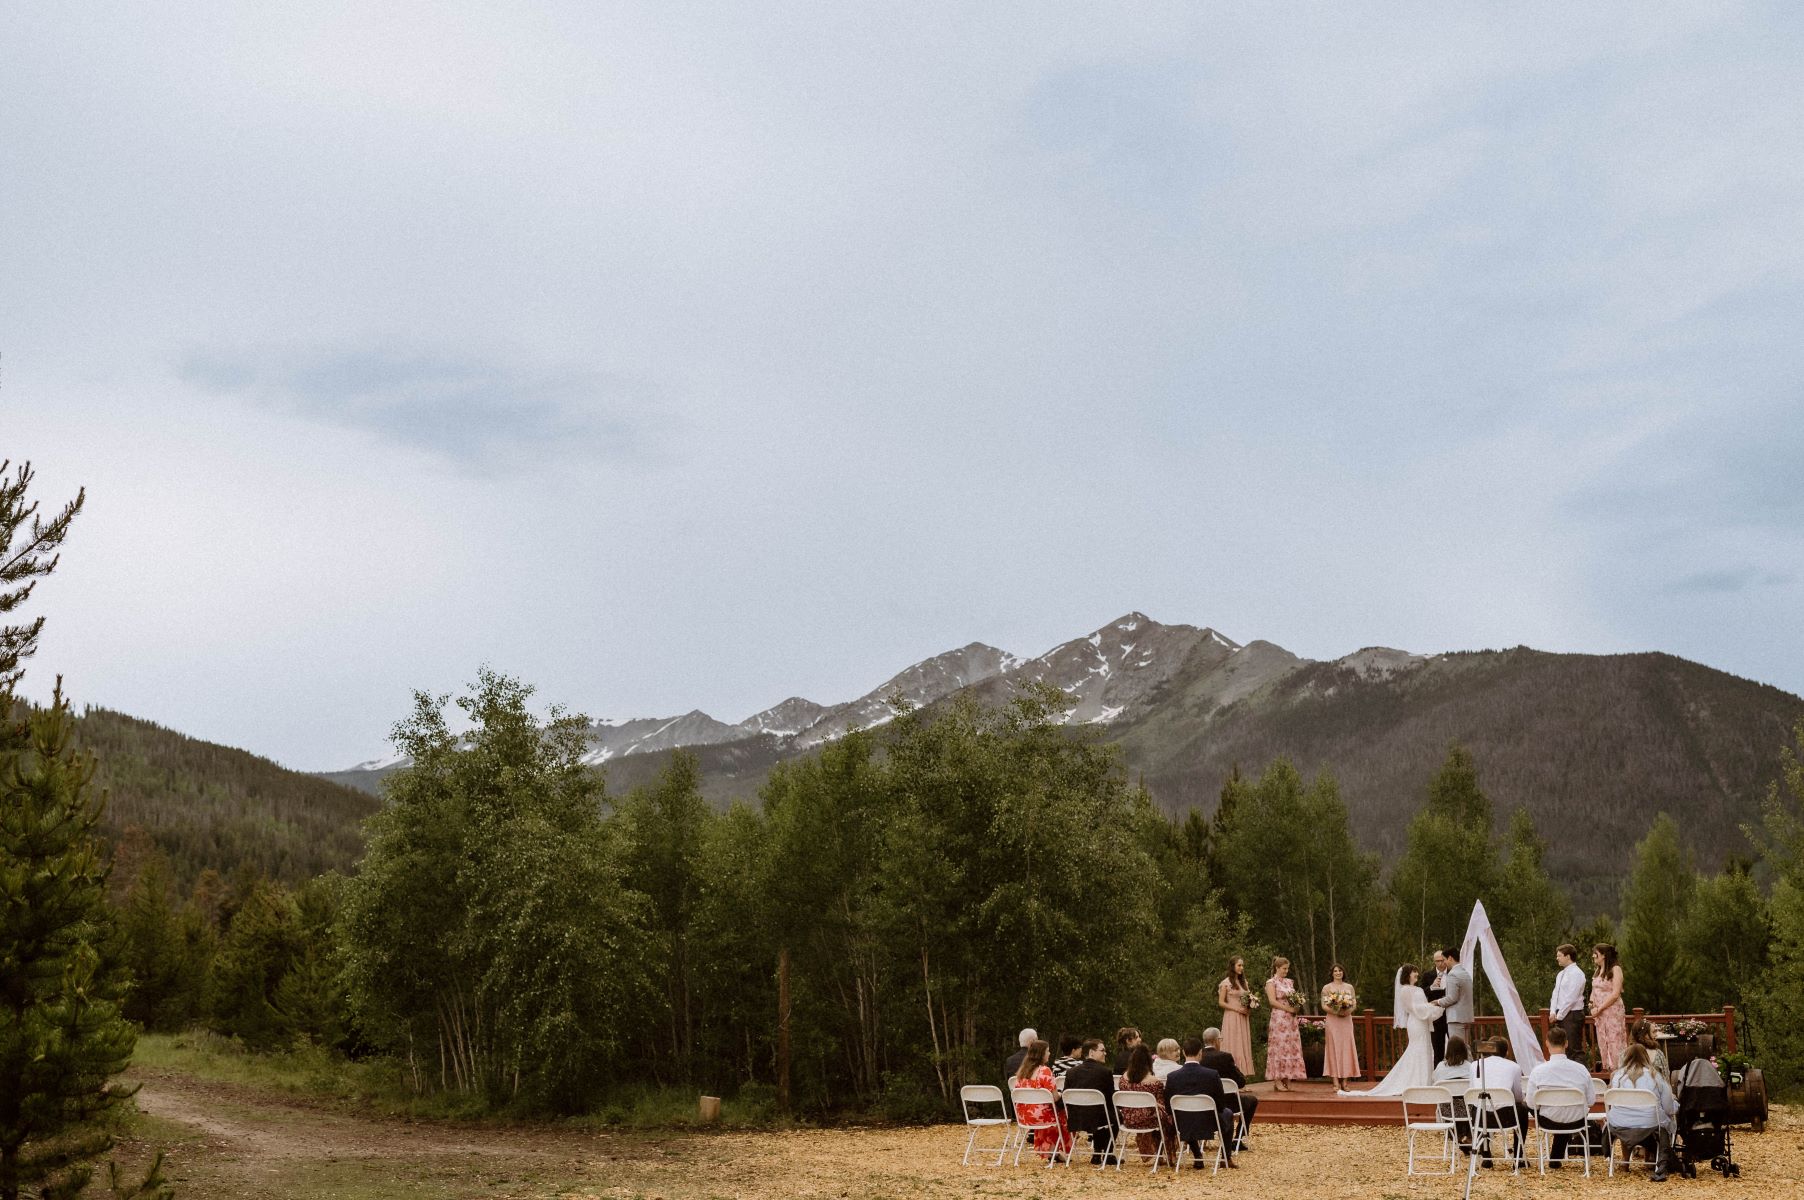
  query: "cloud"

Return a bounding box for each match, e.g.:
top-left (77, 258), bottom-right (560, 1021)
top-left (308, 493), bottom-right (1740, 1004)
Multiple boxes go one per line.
top-left (1660, 568), bottom-right (1795, 597)
top-left (179, 348), bottom-right (659, 474)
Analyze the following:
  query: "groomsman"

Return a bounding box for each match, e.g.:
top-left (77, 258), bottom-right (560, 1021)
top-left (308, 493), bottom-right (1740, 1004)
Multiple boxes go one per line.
top-left (1549, 944), bottom-right (1587, 1065)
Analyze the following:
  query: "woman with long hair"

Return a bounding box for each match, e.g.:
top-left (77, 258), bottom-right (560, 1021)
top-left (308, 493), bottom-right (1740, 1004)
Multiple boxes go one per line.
top-left (1012, 1038), bottom-right (1070, 1161)
top-left (1631, 1016), bottom-right (1668, 1076)
top-left (1321, 962), bottom-right (1361, 1090)
top-left (1264, 956), bottom-right (1306, 1091)
top-left (1217, 955), bottom-right (1257, 1076)
top-left (1592, 942), bottom-right (1627, 1072)
top-left (1346, 963), bottom-right (1441, 1097)
top-left (1117, 1043), bottom-right (1176, 1160)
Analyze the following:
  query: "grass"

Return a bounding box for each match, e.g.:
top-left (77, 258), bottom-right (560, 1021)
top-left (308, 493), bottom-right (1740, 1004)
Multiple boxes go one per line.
top-left (132, 1031), bottom-right (789, 1128)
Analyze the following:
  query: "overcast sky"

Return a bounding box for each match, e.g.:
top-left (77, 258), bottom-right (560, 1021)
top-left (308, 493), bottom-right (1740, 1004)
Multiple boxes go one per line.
top-left (5, 3), bottom-right (1801, 770)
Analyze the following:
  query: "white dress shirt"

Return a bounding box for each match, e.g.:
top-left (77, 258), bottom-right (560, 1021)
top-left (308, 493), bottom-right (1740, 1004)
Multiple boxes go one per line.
top-left (1527, 1052), bottom-right (1596, 1124)
top-left (1474, 1054), bottom-right (1525, 1103)
top-left (1550, 962), bottom-right (1587, 1019)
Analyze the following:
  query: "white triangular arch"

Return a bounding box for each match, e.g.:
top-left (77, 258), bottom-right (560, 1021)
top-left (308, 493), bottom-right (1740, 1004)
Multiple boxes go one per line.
top-left (1459, 899), bottom-right (1545, 1072)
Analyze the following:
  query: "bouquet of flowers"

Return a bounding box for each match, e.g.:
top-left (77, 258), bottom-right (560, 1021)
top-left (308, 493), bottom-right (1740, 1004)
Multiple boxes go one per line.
top-left (1246, 991), bottom-right (1261, 1011)
top-left (1321, 990), bottom-right (1358, 1017)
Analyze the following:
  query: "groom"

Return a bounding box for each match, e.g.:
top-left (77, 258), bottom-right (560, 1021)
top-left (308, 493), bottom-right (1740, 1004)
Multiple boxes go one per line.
top-left (1432, 945), bottom-right (1473, 1053)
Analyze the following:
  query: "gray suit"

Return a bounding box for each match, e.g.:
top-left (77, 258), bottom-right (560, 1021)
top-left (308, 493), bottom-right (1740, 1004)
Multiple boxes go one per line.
top-left (1436, 963), bottom-right (1474, 1051)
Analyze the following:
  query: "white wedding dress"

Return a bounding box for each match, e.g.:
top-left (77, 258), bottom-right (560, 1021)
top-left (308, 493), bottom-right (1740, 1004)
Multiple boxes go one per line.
top-left (1345, 975), bottom-right (1442, 1097)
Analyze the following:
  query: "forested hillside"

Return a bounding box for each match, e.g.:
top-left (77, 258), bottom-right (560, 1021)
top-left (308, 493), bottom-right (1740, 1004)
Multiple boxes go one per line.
top-left (1114, 648), bottom-right (1804, 915)
top-left (72, 706), bottom-right (377, 884)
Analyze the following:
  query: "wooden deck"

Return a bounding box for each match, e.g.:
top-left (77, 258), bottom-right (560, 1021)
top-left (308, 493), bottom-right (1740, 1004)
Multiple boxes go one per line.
top-left (1248, 1079), bottom-right (1612, 1127)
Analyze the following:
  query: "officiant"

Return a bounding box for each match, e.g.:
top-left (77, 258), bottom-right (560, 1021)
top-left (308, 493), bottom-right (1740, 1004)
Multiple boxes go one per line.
top-left (1427, 950), bottom-right (1450, 1063)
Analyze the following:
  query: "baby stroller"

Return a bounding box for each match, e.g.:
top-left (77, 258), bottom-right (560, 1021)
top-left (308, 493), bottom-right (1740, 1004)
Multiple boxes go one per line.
top-left (1673, 1057), bottom-right (1739, 1178)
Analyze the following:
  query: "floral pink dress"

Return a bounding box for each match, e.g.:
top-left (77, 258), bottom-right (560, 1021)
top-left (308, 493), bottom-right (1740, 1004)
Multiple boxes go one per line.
top-left (1265, 976), bottom-right (1307, 1081)
top-left (1013, 1065), bottom-right (1070, 1159)
top-left (1593, 967), bottom-right (1627, 1072)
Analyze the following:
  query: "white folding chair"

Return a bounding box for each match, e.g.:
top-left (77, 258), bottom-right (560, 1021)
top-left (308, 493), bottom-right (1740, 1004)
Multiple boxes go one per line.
top-left (1058, 1088), bottom-right (1113, 1168)
top-left (1532, 1086), bottom-right (1595, 1176)
top-left (959, 1084), bottom-right (1013, 1166)
top-left (1400, 1086), bottom-right (1458, 1175)
top-left (1008, 1085), bottom-right (1065, 1167)
top-left (1219, 1078), bottom-right (1249, 1150)
top-left (1110, 1091), bottom-right (1169, 1172)
top-left (1464, 1086), bottom-right (1525, 1180)
top-left (1600, 1087), bottom-right (1662, 1177)
top-left (1168, 1094), bottom-right (1226, 1176)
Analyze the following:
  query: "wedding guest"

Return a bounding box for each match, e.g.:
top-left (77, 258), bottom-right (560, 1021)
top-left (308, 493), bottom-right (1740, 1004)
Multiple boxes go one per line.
top-left (1201, 1027), bottom-right (1259, 1140)
top-left (1321, 962), bottom-right (1361, 1090)
top-left (1004, 1027), bottom-right (1038, 1080)
top-left (1116, 1044), bottom-right (1176, 1160)
top-left (1549, 944), bottom-right (1587, 1065)
top-left (1264, 956), bottom-right (1306, 1091)
top-left (1526, 1026), bottom-right (1595, 1166)
top-left (1051, 1034), bottom-right (1085, 1087)
top-left (1631, 1018), bottom-right (1669, 1076)
top-left (1003, 1027), bottom-right (1037, 1118)
top-left (1152, 1038), bottom-right (1182, 1080)
top-left (1012, 1039), bottom-right (1071, 1162)
top-left (1433, 1036), bottom-right (1475, 1146)
top-left (1112, 1027), bottom-right (1144, 1074)
top-left (1164, 1036), bottom-right (1237, 1168)
top-left (1063, 1039), bottom-right (1118, 1165)
top-left (1591, 943), bottom-right (1627, 1072)
top-left (1608, 1043), bottom-right (1676, 1180)
top-left (1471, 1038), bottom-right (1529, 1169)
top-left (1217, 956), bottom-right (1257, 1076)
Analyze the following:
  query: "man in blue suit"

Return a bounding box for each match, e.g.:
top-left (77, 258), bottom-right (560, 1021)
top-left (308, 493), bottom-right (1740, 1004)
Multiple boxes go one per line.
top-left (1163, 1036), bottom-right (1236, 1168)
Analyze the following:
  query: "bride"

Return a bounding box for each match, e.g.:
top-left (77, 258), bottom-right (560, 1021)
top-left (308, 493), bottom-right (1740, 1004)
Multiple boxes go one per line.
top-left (1343, 963), bottom-right (1442, 1097)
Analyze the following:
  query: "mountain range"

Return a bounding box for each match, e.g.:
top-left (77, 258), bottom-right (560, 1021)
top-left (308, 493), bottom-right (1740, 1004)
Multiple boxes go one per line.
top-left (321, 613), bottom-right (1804, 913)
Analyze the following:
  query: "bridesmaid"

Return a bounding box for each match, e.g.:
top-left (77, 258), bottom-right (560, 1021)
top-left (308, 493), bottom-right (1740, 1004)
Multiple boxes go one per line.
top-left (1591, 942), bottom-right (1627, 1072)
top-left (1320, 962), bottom-right (1361, 1090)
top-left (1264, 956), bottom-right (1307, 1091)
top-left (1217, 955), bottom-right (1257, 1077)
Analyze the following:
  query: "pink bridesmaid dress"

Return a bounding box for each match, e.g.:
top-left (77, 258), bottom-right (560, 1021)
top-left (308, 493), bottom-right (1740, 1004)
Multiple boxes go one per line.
top-left (1322, 984), bottom-right (1361, 1080)
top-left (1264, 977), bottom-right (1307, 1081)
top-left (1594, 968), bottom-right (1628, 1072)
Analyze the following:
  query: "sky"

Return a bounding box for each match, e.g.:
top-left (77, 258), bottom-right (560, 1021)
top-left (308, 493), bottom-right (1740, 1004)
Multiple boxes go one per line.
top-left (4, 3), bottom-right (1802, 770)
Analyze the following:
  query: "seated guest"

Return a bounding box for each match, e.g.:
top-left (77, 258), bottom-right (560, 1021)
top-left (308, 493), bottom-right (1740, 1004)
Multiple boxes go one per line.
top-left (1116, 1044), bottom-right (1176, 1160)
top-left (1062, 1038), bottom-right (1117, 1165)
top-left (1112, 1026), bottom-right (1144, 1074)
top-left (1012, 1038), bottom-right (1070, 1162)
top-left (1003, 1027), bottom-right (1037, 1118)
top-left (1630, 1018), bottom-right (1669, 1077)
top-left (1164, 1036), bottom-right (1237, 1168)
top-left (1432, 1036), bottom-right (1475, 1147)
top-left (1200, 1027), bottom-right (1258, 1141)
top-left (1152, 1038), bottom-right (1183, 1080)
top-left (1051, 1034), bottom-right (1085, 1088)
top-left (1526, 1026), bottom-right (1595, 1166)
top-left (1608, 1043), bottom-right (1677, 1181)
top-left (1471, 1038), bottom-right (1529, 1167)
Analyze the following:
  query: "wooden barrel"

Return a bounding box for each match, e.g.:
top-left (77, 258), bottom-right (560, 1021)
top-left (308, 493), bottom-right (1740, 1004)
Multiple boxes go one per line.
top-left (698, 1095), bottom-right (722, 1123)
top-left (1726, 1070), bottom-right (1768, 1132)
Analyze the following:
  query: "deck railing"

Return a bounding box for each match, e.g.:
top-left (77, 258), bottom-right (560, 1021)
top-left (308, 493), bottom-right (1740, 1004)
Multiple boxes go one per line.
top-left (1350, 1005), bottom-right (1737, 1075)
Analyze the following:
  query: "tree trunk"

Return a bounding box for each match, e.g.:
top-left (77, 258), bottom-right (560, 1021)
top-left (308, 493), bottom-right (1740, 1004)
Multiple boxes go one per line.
top-left (776, 946), bottom-right (792, 1113)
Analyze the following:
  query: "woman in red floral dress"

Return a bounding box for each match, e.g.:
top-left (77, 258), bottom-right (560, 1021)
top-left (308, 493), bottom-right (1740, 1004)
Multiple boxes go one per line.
top-left (1264, 955), bottom-right (1307, 1091)
top-left (1011, 1039), bottom-right (1070, 1161)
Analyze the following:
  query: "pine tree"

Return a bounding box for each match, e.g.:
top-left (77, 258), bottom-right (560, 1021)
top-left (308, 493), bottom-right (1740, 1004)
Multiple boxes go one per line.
top-left (0, 689), bottom-right (137, 1200)
top-left (1388, 744), bottom-right (1499, 962)
top-left (0, 461), bottom-right (84, 694)
top-left (1747, 719), bottom-right (1804, 1090)
top-left (1620, 813), bottom-right (1697, 1012)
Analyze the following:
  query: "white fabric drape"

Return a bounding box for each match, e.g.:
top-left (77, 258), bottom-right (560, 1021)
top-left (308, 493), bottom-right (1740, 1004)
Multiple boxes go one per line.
top-left (1459, 899), bottom-right (1545, 1072)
